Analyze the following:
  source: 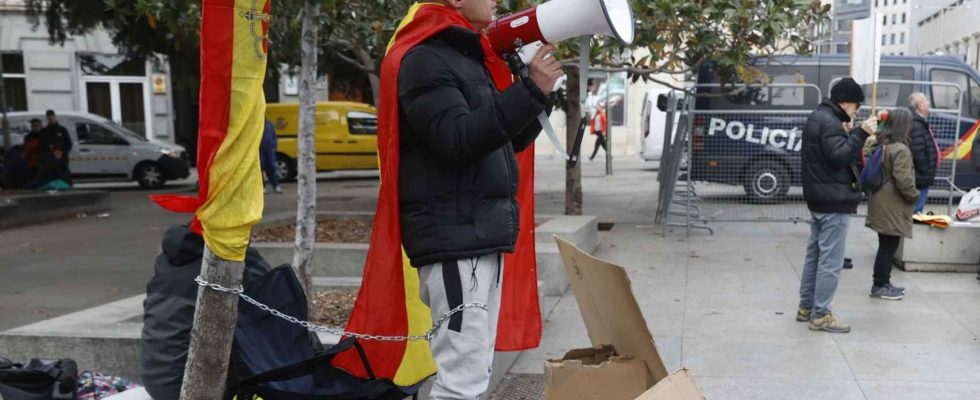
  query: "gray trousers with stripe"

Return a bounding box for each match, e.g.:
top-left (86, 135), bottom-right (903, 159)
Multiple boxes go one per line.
top-left (419, 253), bottom-right (504, 400)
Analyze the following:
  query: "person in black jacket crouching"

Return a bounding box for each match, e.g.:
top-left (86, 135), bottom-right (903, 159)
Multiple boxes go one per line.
top-left (797, 77), bottom-right (877, 334)
top-left (396, 1), bottom-right (562, 398)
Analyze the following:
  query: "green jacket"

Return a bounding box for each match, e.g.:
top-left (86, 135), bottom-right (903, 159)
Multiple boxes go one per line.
top-left (865, 139), bottom-right (920, 238)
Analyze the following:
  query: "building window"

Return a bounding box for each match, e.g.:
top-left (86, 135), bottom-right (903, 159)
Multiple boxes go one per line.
top-left (900, 52), bottom-right (904, 55)
top-left (1, 53), bottom-right (27, 112)
top-left (902, 13), bottom-right (906, 23)
top-left (883, 14), bottom-right (887, 25)
top-left (78, 54), bottom-right (146, 76)
top-left (891, 33), bottom-right (896, 44)
top-left (884, 0), bottom-right (887, 5)
top-left (882, 35), bottom-right (887, 45)
top-left (892, 14), bottom-right (896, 24)
top-left (875, 0), bottom-right (878, 6)
top-left (901, 32), bottom-right (905, 44)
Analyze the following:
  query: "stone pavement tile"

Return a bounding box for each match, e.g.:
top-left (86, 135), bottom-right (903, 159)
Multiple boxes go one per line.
top-left (903, 273), bottom-right (980, 294)
top-left (683, 307), bottom-right (816, 341)
top-left (957, 318), bottom-right (980, 337)
top-left (859, 380), bottom-right (980, 400)
top-left (693, 377), bottom-right (866, 400)
top-left (838, 342), bottom-right (980, 383)
top-left (927, 292), bottom-right (980, 317)
top-left (830, 285), bottom-right (953, 315)
top-left (655, 336), bottom-right (683, 373)
top-left (511, 296), bottom-right (588, 374)
top-left (681, 337), bottom-right (853, 380)
top-left (829, 309), bottom-right (978, 345)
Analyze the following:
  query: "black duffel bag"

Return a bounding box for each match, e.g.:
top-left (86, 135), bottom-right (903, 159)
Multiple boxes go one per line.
top-left (0, 357), bottom-right (78, 400)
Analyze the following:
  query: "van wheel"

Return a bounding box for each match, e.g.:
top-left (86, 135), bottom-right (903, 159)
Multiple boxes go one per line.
top-left (744, 160), bottom-right (789, 203)
top-left (276, 153), bottom-right (297, 182)
top-left (136, 162), bottom-right (166, 189)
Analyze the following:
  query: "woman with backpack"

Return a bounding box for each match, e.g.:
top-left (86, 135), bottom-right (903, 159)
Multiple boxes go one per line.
top-left (864, 108), bottom-right (920, 300)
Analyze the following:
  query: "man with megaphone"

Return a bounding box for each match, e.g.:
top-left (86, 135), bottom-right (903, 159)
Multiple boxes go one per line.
top-left (349, 1), bottom-right (560, 399)
top-left (344, 0), bottom-right (634, 397)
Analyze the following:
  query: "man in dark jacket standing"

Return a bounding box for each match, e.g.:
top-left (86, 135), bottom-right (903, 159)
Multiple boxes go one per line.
top-left (396, 0), bottom-right (560, 398)
top-left (907, 92), bottom-right (939, 213)
top-left (40, 110), bottom-right (73, 185)
top-left (797, 77), bottom-right (877, 334)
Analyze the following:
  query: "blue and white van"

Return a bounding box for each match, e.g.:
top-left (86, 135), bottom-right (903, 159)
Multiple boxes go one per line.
top-left (688, 54), bottom-right (980, 201)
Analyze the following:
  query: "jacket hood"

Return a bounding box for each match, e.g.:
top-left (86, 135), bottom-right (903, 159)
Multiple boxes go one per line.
top-left (162, 224), bottom-right (204, 266)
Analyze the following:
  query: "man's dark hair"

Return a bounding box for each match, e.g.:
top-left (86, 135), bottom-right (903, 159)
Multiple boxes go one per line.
top-left (46, 110), bottom-right (56, 117)
top-left (30, 118), bottom-right (42, 124)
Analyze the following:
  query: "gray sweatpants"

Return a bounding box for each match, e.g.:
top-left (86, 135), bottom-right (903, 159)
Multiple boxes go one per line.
top-left (419, 253), bottom-right (504, 400)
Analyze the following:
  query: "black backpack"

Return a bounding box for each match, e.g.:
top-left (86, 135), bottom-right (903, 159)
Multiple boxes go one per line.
top-left (0, 357), bottom-right (78, 400)
top-left (226, 265), bottom-right (421, 400)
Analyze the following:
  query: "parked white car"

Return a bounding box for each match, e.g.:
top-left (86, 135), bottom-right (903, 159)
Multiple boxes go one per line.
top-left (5, 111), bottom-right (190, 188)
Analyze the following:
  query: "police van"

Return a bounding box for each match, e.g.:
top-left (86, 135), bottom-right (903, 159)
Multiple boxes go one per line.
top-left (688, 54), bottom-right (980, 201)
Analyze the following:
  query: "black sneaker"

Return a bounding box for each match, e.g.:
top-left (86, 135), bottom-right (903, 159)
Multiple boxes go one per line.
top-left (870, 284), bottom-right (904, 300)
top-left (842, 258), bottom-right (853, 269)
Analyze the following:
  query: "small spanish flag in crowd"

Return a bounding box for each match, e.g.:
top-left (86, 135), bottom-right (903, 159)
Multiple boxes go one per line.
top-left (151, 0), bottom-right (271, 261)
top-left (333, 2), bottom-right (542, 388)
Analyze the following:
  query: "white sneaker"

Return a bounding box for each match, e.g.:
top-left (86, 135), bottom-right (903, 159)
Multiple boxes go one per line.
top-left (274, 186), bottom-right (283, 194)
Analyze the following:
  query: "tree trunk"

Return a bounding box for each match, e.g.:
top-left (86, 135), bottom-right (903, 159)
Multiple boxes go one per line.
top-left (293, 0), bottom-right (319, 304)
top-left (179, 246), bottom-right (245, 400)
top-left (0, 45), bottom-right (10, 153)
top-left (564, 66), bottom-right (583, 216)
top-left (354, 49), bottom-right (380, 106)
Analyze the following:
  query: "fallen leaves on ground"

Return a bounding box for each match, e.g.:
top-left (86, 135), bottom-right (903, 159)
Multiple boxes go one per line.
top-left (251, 218), bottom-right (372, 243)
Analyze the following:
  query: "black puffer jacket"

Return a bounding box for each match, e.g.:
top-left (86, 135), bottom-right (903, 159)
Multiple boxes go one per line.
top-left (801, 99), bottom-right (870, 214)
top-left (909, 110), bottom-right (939, 189)
top-left (397, 26), bottom-right (548, 267)
top-left (141, 225), bottom-right (270, 400)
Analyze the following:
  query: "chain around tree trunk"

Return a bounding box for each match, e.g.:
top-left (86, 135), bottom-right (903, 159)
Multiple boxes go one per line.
top-left (194, 276), bottom-right (488, 342)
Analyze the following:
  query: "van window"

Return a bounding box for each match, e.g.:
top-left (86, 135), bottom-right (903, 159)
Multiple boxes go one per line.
top-left (970, 78), bottom-right (980, 119)
top-left (826, 66), bottom-right (913, 107)
top-left (770, 73), bottom-right (807, 106)
top-left (77, 122), bottom-right (127, 145)
top-left (930, 69), bottom-right (968, 112)
top-left (346, 111), bottom-right (377, 135)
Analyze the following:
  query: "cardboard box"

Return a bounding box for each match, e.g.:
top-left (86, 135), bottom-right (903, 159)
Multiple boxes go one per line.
top-left (551, 237), bottom-right (707, 400)
top-left (544, 346), bottom-right (648, 400)
top-left (634, 369), bottom-right (706, 400)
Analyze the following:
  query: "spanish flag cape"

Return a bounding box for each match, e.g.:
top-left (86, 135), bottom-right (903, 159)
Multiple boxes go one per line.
top-left (333, 2), bottom-right (542, 387)
top-left (150, 0), bottom-right (270, 261)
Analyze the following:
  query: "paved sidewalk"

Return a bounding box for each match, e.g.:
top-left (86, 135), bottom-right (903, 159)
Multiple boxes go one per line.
top-left (508, 157), bottom-right (980, 400)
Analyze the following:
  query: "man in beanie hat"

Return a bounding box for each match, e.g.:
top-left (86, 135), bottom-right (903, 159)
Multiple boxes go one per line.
top-left (797, 77), bottom-right (877, 333)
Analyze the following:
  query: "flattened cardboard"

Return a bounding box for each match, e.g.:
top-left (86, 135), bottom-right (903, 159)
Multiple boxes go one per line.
top-left (634, 369), bottom-right (706, 400)
top-left (544, 345), bottom-right (648, 400)
top-left (555, 237), bottom-right (670, 386)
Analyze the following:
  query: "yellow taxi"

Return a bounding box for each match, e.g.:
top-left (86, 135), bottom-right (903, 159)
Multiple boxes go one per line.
top-left (265, 101), bottom-right (378, 180)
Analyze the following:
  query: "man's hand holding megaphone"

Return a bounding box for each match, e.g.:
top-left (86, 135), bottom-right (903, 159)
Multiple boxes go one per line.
top-left (528, 44), bottom-right (564, 96)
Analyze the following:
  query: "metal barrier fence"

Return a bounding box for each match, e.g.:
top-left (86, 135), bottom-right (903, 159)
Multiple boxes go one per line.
top-left (657, 80), bottom-right (968, 227)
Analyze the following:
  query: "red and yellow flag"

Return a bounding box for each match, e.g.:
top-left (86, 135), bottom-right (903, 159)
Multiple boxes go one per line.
top-left (333, 2), bottom-right (542, 387)
top-left (151, 0), bottom-right (271, 261)
top-left (942, 120), bottom-right (979, 161)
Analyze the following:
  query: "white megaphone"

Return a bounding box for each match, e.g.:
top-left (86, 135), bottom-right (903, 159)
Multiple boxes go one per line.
top-left (487, 0), bottom-right (635, 64)
top-left (486, 0), bottom-right (634, 160)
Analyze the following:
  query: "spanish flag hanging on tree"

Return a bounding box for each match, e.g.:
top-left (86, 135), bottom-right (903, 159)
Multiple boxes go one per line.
top-left (333, 2), bottom-right (542, 388)
top-left (150, 0), bottom-right (271, 261)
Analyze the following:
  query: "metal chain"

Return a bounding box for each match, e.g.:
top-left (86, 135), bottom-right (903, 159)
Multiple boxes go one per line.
top-left (240, 0), bottom-right (270, 60)
top-left (194, 276), bottom-right (487, 342)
